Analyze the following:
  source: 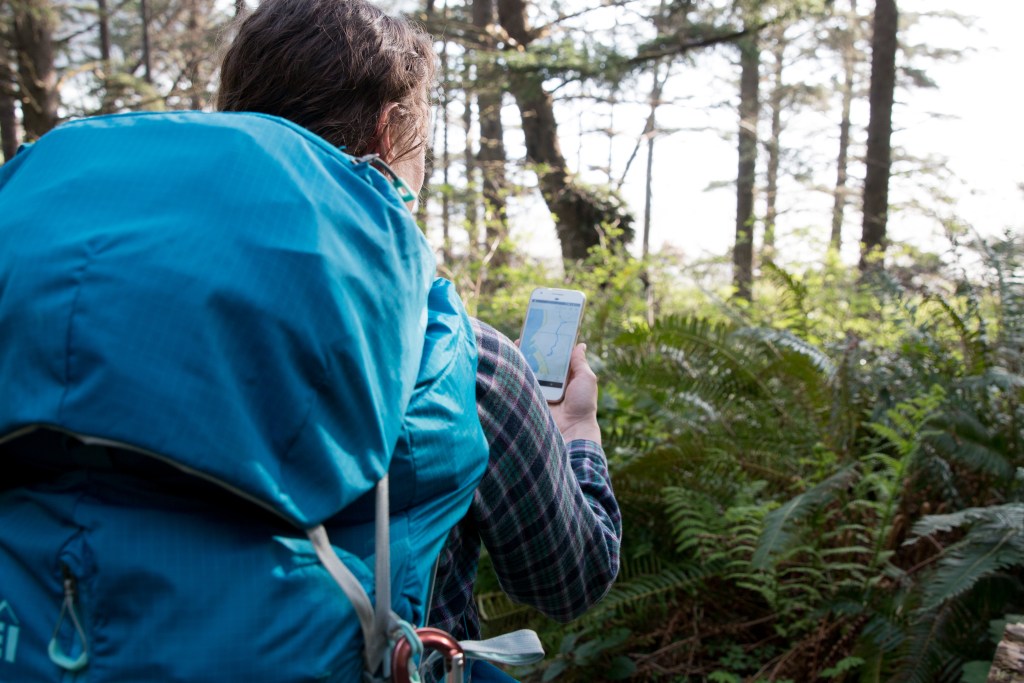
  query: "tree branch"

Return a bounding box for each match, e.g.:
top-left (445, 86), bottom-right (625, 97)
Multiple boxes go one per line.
top-left (628, 21), bottom-right (770, 65)
top-left (534, 0), bottom-right (643, 35)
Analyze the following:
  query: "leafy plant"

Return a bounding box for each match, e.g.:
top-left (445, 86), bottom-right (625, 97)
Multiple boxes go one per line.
top-left (474, 237), bottom-right (1024, 682)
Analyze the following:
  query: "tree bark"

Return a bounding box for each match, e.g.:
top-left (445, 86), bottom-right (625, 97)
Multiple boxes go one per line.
top-left (763, 32), bottom-right (785, 260)
top-left (641, 63), bottom-right (668, 264)
top-left (0, 51), bottom-right (18, 160)
top-left (473, 0), bottom-right (510, 272)
top-left (97, 0), bottom-right (111, 62)
top-left (184, 0), bottom-right (202, 109)
top-left (417, 0), bottom-right (437, 230)
top-left (463, 68), bottom-right (479, 261)
top-left (12, 0), bottom-right (58, 140)
top-left (831, 0), bottom-right (858, 253)
top-left (96, 0), bottom-right (115, 113)
top-left (439, 34), bottom-right (452, 265)
top-left (859, 0), bottom-right (897, 271)
top-left (140, 0), bottom-right (153, 84)
top-left (988, 623), bottom-right (1024, 682)
top-left (733, 35), bottom-right (759, 301)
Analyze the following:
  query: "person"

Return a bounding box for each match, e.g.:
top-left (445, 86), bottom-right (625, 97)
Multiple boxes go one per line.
top-left (218, 0), bottom-right (622, 672)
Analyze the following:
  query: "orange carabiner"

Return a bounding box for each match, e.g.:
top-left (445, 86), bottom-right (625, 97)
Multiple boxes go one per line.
top-left (391, 627), bottom-right (465, 683)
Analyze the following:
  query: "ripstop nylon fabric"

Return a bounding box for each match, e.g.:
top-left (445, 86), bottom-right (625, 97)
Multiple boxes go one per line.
top-left (0, 111), bottom-right (488, 681)
top-left (0, 111), bottom-right (432, 527)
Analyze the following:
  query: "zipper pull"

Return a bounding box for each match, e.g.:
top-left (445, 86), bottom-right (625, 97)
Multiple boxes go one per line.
top-left (48, 563), bottom-right (89, 672)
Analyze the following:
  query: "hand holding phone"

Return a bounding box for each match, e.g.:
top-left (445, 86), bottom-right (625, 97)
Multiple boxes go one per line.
top-left (548, 342), bottom-right (601, 444)
top-left (519, 288), bottom-right (586, 403)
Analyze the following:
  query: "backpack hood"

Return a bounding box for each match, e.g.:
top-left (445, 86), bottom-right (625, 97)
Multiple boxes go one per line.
top-left (0, 111), bottom-right (434, 528)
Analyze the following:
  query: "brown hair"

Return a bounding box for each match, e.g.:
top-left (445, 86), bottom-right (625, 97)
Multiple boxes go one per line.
top-left (217, 0), bottom-right (435, 163)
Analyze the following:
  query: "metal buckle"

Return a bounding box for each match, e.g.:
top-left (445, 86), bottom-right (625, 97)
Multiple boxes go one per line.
top-left (391, 627), bottom-right (465, 683)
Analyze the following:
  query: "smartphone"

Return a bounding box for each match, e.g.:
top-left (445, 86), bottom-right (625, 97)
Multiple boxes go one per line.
top-left (519, 287), bottom-right (587, 403)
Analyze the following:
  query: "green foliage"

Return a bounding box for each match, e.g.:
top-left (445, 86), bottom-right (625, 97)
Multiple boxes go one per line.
top-left (752, 465), bottom-right (857, 569)
top-left (475, 235), bottom-right (1024, 682)
top-left (519, 628), bottom-right (634, 682)
top-left (448, 224), bottom-right (647, 345)
top-left (820, 655), bottom-right (865, 678)
top-left (909, 503), bottom-right (1024, 611)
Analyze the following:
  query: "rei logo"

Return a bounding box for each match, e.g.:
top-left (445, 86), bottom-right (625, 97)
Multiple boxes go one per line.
top-left (0, 600), bottom-right (19, 664)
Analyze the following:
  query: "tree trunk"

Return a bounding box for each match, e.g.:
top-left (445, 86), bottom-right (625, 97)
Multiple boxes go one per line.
top-left (94, 0), bottom-right (117, 113)
top-left (439, 35), bottom-right (452, 265)
top-left (186, 0), bottom-right (200, 109)
top-left (417, 0), bottom-right (436, 230)
top-left (763, 32), bottom-right (785, 260)
top-left (12, 0), bottom-right (58, 140)
top-left (0, 52), bottom-right (18, 160)
top-left (463, 72), bottom-right (480, 261)
top-left (497, 0), bottom-right (631, 262)
top-left (641, 64), bottom-right (667, 264)
top-left (859, 0), bottom-right (897, 271)
top-left (140, 0), bottom-right (153, 84)
top-left (97, 0), bottom-right (114, 113)
top-left (989, 623), bottom-right (1024, 682)
top-left (641, 60), bottom-right (668, 325)
top-left (831, 0), bottom-right (858, 253)
top-left (473, 0), bottom-right (510, 273)
top-left (733, 35), bottom-right (759, 301)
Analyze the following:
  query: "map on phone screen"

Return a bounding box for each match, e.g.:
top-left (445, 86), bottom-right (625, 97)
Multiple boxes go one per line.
top-left (521, 299), bottom-right (582, 388)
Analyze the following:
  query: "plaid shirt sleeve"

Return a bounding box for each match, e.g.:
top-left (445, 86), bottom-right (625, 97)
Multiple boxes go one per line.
top-left (428, 318), bottom-right (622, 640)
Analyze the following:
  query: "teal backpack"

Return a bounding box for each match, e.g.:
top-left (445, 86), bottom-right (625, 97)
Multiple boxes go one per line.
top-left (0, 112), bottom-right (492, 681)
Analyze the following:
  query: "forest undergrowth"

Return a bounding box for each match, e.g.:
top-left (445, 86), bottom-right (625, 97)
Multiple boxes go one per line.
top-left (468, 233), bottom-right (1024, 683)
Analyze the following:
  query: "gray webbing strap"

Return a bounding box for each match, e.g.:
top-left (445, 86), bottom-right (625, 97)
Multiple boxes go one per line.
top-left (307, 525), bottom-right (376, 662)
top-left (372, 474), bottom-right (395, 665)
top-left (308, 475), bottom-right (395, 674)
top-left (420, 629), bottom-right (546, 678)
top-left (459, 630), bottom-right (546, 666)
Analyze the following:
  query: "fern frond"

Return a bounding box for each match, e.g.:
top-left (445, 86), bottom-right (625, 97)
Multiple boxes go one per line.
top-left (921, 535), bottom-right (1024, 612)
top-left (925, 294), bottom-right (989, 375)
top-left (476, 590), bottom-right (533, 622)
top-left (760, 261), bottom-right (810, 338)
top-left (612, 315), bottom-right (769, 403)
top-left (860, 612), bottom-right (906, 655)
top-left (909, 503), bottom-right (1024, 537)
top-left (587, 563), bottom-right (723, 619)
top-left (752, 466), bottom-right (858, 569)
top-left (735, 326), bottom-right (836, 377)
top-left (892, 601), bottom-right (969, 683)
top-left (909, 504), bottom-right (1024, 610)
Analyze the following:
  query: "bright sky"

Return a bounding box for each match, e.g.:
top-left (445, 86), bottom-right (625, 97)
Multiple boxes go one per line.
top-left (897, 1), bottom-right (1024, 243)
top-left (501, 1), bottom-right (1024, 266)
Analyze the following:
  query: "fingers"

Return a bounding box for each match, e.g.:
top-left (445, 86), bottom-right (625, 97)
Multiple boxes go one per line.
top-left (569, 343), bottom-right (596, 381)
top-left (553, 342), bottom-right (601, 443)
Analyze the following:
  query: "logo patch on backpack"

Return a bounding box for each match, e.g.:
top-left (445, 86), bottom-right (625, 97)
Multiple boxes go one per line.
top-left (0, 600), bottom-right (19, 664)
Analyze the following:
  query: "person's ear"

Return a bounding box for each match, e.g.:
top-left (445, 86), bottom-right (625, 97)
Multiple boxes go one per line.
top-left (369, 102), bottom-right (400, 162)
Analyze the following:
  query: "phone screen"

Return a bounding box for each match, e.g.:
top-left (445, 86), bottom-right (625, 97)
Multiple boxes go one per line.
top-left (520, 291), bottom-right (585, 401)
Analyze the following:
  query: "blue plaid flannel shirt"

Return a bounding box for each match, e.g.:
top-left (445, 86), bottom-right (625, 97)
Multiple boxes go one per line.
top-left (427, 318), bottom-right (622, 641)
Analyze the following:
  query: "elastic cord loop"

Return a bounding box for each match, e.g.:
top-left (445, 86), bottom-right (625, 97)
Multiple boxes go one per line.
top-left (390, 620), bottom-right (424, 683)
top-left (48, 586), bottom-right (89, 671)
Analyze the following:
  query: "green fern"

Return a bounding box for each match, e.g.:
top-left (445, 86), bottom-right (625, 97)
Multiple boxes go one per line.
top-left (908, 503), bottom-right (1024, 610)
top-left (925, 294), bottom-right (990, 376)
top-left (760, 261), bottom-right (812, 339)
top-left (663, 487), bottom-right (728, 561)
top-left (752, 466), bottom-right (858, 569)
top-left (583, 563), bottom-right (721, 622)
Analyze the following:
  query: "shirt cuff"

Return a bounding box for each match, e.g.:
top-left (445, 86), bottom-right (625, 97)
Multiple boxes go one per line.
top-left (566, 438), bottom-right (605, 459)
